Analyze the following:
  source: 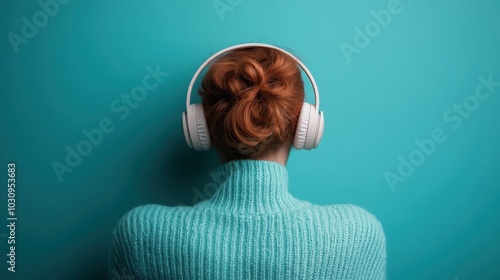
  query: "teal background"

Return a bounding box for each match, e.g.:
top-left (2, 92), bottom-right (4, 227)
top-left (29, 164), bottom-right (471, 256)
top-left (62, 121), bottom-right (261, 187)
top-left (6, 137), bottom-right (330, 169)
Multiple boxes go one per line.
top-left (1, 0), bottom-right (499, 279)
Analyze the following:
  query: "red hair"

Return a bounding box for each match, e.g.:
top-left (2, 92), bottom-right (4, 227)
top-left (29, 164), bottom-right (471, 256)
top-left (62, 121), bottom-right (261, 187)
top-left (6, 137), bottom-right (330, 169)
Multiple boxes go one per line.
top-left (199, 46), bottom-right (305, 160)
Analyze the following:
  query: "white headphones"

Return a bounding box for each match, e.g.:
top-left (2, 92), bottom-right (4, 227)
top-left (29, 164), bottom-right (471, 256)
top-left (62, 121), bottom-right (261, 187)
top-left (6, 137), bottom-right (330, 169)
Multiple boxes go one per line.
top-left (182, 43), bottom-right (324, 151)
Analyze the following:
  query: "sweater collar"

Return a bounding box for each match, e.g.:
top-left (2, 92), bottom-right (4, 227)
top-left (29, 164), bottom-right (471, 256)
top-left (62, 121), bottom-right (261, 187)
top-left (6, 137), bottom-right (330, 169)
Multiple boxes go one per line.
top-left (195, 159), bottom-right (303, 214)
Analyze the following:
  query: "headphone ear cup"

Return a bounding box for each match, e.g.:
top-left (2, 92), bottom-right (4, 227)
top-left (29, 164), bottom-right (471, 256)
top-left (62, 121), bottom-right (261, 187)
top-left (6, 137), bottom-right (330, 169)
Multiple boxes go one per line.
top-left (303, 104), bottom-right (320, 150)
top-left (182, 110), bottom-right (193, 149)
top-left (314, 111), bottom-right (324, 148)
top-left (294, 102), bottom-right (311, 150)
top-left (195, 104), bottom-right (211, 150)
top-left (185, 104), bottom-right (211, 151)
top-left (294, 103), bottom-right (323, 150)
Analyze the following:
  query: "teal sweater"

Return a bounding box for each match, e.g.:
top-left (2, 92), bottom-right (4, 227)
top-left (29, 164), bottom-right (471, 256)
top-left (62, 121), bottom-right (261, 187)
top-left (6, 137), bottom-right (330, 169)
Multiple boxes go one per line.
top-left (109, 159), bottom-right (387, 279)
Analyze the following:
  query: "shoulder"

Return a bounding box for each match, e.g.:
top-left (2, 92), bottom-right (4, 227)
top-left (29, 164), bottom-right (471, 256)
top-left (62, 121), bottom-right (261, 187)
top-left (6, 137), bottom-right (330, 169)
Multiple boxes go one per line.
top-left (108, 204), bottom-right (185, 278)
top-left (322, 203), bottom-right (384, 227)
top-left (111, 204), bottom-right (189, 238)
top-left (115, 204), bottom-right (166, 225)
top-left (318, 203), bottom-right (386, 246)
top-left (321, 204), bottom-right (387, 277)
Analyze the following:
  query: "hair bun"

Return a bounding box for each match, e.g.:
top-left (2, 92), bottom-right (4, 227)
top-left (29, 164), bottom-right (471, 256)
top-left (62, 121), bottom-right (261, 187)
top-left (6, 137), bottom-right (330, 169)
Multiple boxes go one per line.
top-left (199, 47), bottom-right (305, 159)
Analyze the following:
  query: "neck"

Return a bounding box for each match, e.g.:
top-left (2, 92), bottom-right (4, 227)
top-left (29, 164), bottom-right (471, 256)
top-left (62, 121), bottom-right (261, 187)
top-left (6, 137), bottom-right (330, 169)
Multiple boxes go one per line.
top-left (217, 145), bottom-right (292, 166)
top-left (195, 159), bottom-right (306, 214)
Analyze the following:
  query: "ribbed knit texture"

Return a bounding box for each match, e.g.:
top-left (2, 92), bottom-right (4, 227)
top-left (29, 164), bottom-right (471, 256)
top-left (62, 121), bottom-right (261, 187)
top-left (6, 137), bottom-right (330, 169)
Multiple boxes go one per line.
top-left (109, 160), bottom-right (387, 280)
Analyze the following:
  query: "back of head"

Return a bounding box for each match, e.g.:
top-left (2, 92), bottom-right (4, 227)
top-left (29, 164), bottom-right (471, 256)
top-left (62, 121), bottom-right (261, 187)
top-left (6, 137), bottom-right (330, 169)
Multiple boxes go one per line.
top-left (199, 46), bottom-right (305, 160)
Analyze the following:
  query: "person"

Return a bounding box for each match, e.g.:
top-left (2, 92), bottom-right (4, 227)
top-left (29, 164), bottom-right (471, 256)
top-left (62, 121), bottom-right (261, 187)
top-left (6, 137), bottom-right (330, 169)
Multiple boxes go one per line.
top-left (108, 45), bottom-right (387, 279)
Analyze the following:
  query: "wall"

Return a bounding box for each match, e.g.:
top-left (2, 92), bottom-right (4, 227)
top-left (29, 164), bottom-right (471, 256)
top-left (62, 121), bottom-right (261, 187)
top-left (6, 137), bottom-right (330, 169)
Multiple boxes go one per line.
top-left (1, 0), bottom-right (499, 279)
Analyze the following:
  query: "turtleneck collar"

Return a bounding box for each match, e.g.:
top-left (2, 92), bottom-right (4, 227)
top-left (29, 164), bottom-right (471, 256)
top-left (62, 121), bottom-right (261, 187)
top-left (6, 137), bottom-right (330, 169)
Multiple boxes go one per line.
top-left (194, 159), bottom-right (307, 214)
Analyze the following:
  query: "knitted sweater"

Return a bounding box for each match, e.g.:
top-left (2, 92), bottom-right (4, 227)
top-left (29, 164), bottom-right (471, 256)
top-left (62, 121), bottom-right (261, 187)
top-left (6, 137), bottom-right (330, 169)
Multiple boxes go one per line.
top-left (108, 159), bottom-right (387, 280)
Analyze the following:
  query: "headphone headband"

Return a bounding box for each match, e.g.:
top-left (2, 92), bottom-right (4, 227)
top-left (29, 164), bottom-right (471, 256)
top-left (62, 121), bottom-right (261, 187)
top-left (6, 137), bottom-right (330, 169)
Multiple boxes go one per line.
top-left (186, 43), bottom-right (320, 110)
